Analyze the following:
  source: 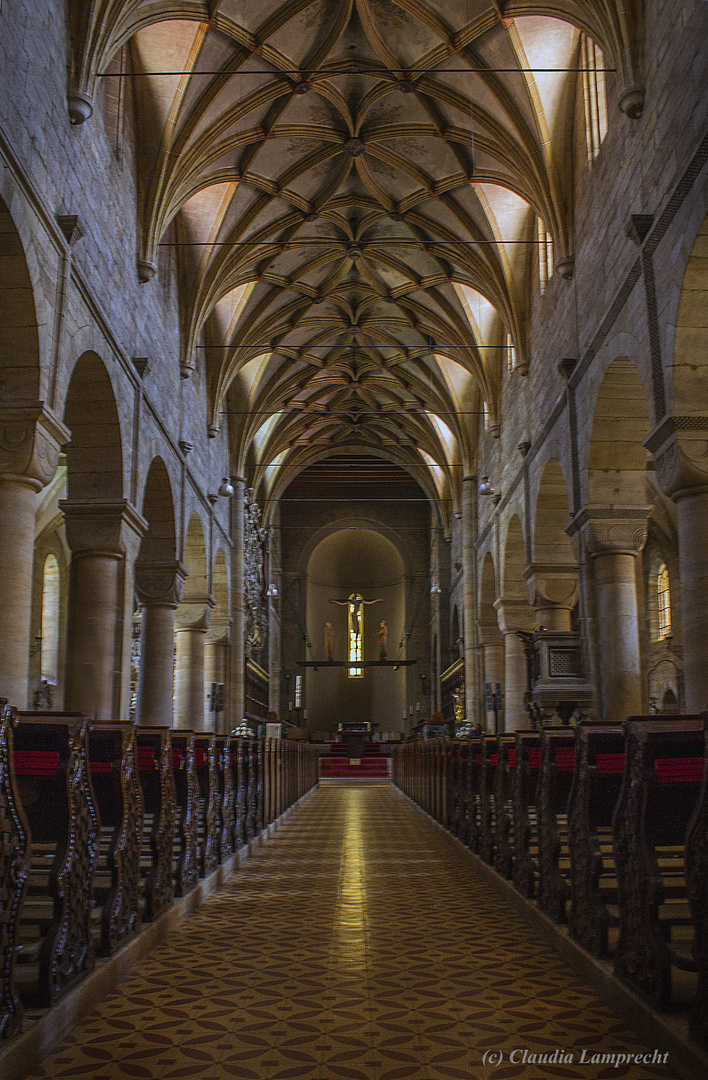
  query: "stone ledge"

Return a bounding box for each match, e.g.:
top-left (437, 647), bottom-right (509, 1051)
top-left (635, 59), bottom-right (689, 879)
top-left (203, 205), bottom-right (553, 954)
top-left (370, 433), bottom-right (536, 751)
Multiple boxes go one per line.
top-left (0, 788), bottom-right (316, 1080)
top-left (395, 788), bottom-right (708, 1080)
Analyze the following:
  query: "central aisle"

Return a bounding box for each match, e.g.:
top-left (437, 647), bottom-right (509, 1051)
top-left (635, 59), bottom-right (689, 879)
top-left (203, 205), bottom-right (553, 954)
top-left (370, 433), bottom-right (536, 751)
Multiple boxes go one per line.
top-left (29, 784), bottom-right (675, 1080)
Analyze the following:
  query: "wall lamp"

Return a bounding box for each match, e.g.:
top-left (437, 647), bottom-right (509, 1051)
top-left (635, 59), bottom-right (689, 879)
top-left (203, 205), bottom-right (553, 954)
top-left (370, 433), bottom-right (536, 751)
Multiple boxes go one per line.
top-left (478, 476), bottom-right (495, 496)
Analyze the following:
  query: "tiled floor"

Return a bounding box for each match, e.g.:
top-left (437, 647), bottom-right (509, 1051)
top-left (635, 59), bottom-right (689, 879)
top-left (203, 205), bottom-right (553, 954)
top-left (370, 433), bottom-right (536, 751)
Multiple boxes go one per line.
top-left (27, 784), bottom-right (678, 1080)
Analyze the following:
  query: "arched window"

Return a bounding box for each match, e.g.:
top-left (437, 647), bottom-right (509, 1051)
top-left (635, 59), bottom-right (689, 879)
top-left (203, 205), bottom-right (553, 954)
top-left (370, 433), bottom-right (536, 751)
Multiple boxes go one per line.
top-left (656, 563), bottom-right (672, 640)
top-left (537, 217), bottom-right (553, 294)
top-left (581, 35), bottom-right (608, 164)
top-left (40, 554), bottom-right (61, 685)
top-left (348, 593), bottom-right (364, 678)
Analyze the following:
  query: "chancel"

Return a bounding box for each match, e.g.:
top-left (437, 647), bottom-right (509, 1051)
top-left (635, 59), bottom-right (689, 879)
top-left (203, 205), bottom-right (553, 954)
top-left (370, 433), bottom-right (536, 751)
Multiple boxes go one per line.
top-left (1, 1), bottom-right (708, 1079)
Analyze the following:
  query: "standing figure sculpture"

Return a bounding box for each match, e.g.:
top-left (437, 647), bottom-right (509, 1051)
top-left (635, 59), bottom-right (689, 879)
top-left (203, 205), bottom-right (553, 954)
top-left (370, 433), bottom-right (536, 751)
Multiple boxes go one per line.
top-left (324, 621), bottom-right (334, 661)
top-left (378, 621), bottom-right (388, 661)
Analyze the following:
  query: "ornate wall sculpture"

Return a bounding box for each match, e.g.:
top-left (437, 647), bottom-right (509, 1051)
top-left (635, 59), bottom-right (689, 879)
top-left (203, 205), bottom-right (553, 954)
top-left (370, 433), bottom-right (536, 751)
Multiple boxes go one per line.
top-left (244, 489), bottom-right (268, 666)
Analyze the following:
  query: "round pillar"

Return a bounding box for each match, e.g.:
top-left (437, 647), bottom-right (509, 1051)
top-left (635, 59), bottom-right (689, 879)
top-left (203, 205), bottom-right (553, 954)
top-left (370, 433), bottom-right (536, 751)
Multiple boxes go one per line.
top-left (138, 602), bottom-right (177, 726)
top-left (174, 621), bottom-right (208, 729)
top-left (461, 477), bottom-right (477, 722)
top-left (676, 489), bottom-right (708, 711)
top-left (230, 477), bottom-right (246, 727)
top-left (0, 478), bottom-right (41, 707)
top-left (591, 549), bottom-right (643, 720)
top-left (503, 630), bottom-right (528, 731)
top-left (481, 641), bottom-right (504, 731)
top-left (205, 633), bottom-right (229, 733)
top-left (65, 551), bottom-right (122, 718)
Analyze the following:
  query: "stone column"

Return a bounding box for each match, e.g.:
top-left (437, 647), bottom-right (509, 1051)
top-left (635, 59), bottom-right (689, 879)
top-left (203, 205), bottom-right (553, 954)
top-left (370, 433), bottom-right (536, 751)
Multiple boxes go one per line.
top-left (62, 500), bottom-right (147, 719)
top-left (205, 621), bottom-right (230, 733)
top-left (174, 597), bottom-right (213, 729)
top-left (461, 477), bottom-right (478, 723)
top-left (569, 507), bottom-right (650, 721)
top-left (481, 641), bottom-right (505, 731)
top-left (524, 564), bottom-right (578, 631)
top-left (495, 599), bottom-right (535, 730)
top-left (651, 423), bottom-right (708, 712)
top-left (135, 561), bottom-right (186, 726)
top-left (229, 477), bottom-right (246, 728)
top-left (0, 405), bottom-right (69, 708)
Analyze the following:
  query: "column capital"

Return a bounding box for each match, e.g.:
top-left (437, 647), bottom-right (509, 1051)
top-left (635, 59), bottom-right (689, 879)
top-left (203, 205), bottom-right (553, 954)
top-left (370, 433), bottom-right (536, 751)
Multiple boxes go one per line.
top-left (176, 595), bottom-right (214, 632)
top-left (645, 416), bottom-right (708, 498)
top-left (0, 402), bottom-right (70, 488)
top-left (523, 562), bottom-right (578, 611)
top-left (566, 506), bottom-right (652, 557)
top-left (60, 499), bottom-right (149, 556)
top-left (493, 596), bottom-right (535, 633)
top-left (135, 560), bottom-right (187, 607)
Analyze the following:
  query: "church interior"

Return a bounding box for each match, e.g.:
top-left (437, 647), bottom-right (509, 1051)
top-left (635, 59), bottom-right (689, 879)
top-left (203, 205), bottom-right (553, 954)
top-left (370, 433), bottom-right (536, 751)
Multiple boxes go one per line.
top-left (1, 0), bottom-right (708, 1078)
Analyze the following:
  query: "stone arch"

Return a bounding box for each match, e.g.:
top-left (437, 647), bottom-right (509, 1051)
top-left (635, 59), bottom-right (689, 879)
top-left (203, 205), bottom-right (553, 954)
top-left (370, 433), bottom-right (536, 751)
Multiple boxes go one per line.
top-left (64, 352), bottom-right (124, 503)
top-left (499, 515), bottom-right (534, 731)
top-left (588, 358), bottom-right (651, 507)
top-left (479, 551), bottom-right (501, 644)
top-left (139, 457), bottom-right (177, 565)
top-left (530, 459), bottom-right (577, 631)
top-left (450, 605), bottom-right (461, 661)
top-left (183, 512), bottom-right (208, 599)
top-left (135, 459), bottom-right (180, 726)
top-left (671, 211), bottom-right (708, 414)
top-left (0, 194), bottom-right (41, 402)
top-left (174, 511), bottom-right (212, 730)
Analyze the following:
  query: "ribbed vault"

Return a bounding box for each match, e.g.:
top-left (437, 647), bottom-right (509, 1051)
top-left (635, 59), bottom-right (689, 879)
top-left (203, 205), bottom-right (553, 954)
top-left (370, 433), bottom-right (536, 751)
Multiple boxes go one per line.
top-left (68, 0), bottom-right (643, 515)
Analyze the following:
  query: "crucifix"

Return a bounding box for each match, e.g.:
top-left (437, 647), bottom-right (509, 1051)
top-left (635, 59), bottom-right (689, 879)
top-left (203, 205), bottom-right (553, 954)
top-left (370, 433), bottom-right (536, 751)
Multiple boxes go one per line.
top-left (329, 595), bottom-right (382, 636)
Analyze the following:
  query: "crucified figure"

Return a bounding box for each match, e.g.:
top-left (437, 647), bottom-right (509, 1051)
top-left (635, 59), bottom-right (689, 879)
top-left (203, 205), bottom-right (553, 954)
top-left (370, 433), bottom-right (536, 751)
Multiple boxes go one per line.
top-left (329, 596), bottom-right (382, 636)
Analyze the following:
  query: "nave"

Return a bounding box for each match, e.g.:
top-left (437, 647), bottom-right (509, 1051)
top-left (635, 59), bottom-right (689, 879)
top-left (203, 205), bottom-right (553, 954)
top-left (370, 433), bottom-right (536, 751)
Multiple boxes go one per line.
top-left (26, 785), bottom-right (675, 1080)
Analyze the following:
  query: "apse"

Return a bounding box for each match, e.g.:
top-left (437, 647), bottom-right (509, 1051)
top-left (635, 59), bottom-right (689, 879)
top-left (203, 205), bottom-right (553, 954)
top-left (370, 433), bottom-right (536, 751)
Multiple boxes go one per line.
top-left (305, 529), bottom-right (405, 735)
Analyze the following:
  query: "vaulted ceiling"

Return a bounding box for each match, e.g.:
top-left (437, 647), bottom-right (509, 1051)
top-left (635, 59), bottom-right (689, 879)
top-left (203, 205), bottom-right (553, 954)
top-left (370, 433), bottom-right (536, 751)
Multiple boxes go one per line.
top-left (69, 0), bottom-right (643, 516)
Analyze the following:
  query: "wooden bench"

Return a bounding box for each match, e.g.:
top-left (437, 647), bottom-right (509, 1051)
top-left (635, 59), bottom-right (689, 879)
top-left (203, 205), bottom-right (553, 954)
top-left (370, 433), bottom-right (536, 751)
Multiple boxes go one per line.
top-left (478, 735), bottom-right (501, 865)
top-left (463, 734), bottom-right (483, 853)
top-left (447, 740), bottom-right (465, 838)
top-left (0, 702), bottom-right (30, 1039)
top-left (135, 727), bottom-right (175, 922)
top-left (170, 732), bottom-right (199, 896)
top-left (537, 728), bottom-right (577, 923)
top-left (215, 735), bottom-right (234, 861)
top-left (686, 712), bottom-right (708, 1047)
top-left (245, 739), bottom-right (257, 841)
top-left (511, 731), bottom-right (542, 897)
top-left (613, 718), bottom-right (704, 1009)
top-left (567, 722), bottom-right (626, 956)
top-left (232, 739), bottom-right (247, 849)
top-left (493, 735), bottom-right (518, 879)
top-left (13, 713), bottom-right (99, 1006)
top-left (193, 735), bottom-right (220, 877)
top-left (88, 722), bottom-right (143, 955)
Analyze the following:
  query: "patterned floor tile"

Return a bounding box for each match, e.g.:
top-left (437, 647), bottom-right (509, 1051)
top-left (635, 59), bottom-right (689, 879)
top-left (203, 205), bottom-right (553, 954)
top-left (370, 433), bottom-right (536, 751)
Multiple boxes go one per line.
top-left (24, 784), bottom-right (679, 1080)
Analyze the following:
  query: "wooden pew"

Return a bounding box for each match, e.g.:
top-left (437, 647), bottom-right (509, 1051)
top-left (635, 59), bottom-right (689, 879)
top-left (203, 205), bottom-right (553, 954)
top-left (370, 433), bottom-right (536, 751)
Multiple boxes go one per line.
top-left (135, 727), bottom-right (175, 922)
top-left (478, 736), bottom-right (497, 864)
top-left (493, 735), bottom-right (518, 879)
top-left (613, 718), bottom-right (704, 1009)
top-left (170, 732), bottom-right (199, 896)
top-left (567, 722), bottom-right (626, 956)
top-left (193, 734), bottom-right (220, 877)
top-left (88, 722), bottom-right (144, 955)
top-left (256, 738), bottom-right (265, 833)
top-left (215, 735), bottom-right (235, 861)
top-left (686, 712), bottom-right (708, 1047)
top-left (0, 702), bottom-right (30, 1039)
top-left (447, 741), bottom-right (463, 836)
top-left (245, 739), bottom-right (257, 841)
top-left (537, 728), bottom-right (576, 923)
top-left (463, 734), bottom-right (483, 853)
top-left (232, 739), bottom-right (247, 849)
top-left (13, 713), bottom-right (100, 1006)
top-left (511, 730), bottom-right (542, 897)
